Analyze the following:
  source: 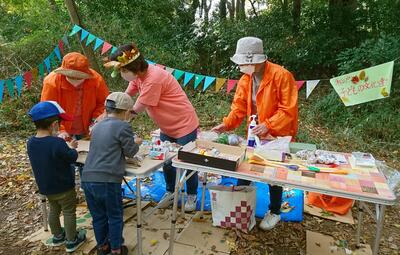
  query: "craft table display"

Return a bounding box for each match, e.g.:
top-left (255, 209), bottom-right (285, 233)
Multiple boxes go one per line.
top-left (167, 143), bottom-right (396, 255)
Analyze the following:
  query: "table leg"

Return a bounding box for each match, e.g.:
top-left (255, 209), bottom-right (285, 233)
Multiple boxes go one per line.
top-left (180, 184), bottom-right (185, 218)
top-left (199, 173), bottom-right (208, 219)
top-left (168, 168), bottom-right (181, 255)
top-left (136, 178), bottom-right (143, 255)
top-left (40, 195), bottom-right (48, 231)
top-left (356, 202), bottom-right (364, 247)
top-left (372, 204), bottom-right (386, 255)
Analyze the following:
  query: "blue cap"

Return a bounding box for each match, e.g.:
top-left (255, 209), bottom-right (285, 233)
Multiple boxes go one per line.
top-left (28, 101), bottom-right (73, 122)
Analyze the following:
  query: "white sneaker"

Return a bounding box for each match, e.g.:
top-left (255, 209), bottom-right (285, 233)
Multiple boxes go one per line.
top-left (259, 211), bottom-right (281, 230)
top-left (159, 191), bottom-right (174, 209)
top-left (184, 194), bottom-right (197, 212)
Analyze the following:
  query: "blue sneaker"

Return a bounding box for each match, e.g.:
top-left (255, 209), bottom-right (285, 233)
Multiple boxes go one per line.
top-left (65, 229), bottom-right (86, 253)
top-left (45, 230), bottom-right (65, 247)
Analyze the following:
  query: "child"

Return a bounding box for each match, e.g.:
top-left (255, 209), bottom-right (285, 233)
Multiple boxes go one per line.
top-left (27, 101), bottom-right (86, 253)
top-left (82, 92), bottom-right (142, 255)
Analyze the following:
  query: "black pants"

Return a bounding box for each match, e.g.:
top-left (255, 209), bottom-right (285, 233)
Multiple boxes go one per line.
top-left (237, 179), bottom-right (282, 215)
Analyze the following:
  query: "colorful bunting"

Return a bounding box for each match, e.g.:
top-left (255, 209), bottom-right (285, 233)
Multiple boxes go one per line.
top-left (54, 46), bottom-right (62, 61)
top-left (203, 76), bottom-right (216, 91)
top-left (62, 34), bottom-right (70, 47)
top-left (306, 80), bottom-right (320, 99)
top-left (15, 75), bottom-right (23, 96)
top-left (69, 24), bottom-right (82, 36)
top-left (165, 67), bottom-right (174, 74)
top-left (80, 29), bottom-right (89, 41)
top-left (94, 37), bottom-right (104, 51)
top-left (156, 64), bottom-right (165, 69)
top-left (296, 80), bottom-right (305, 90)
top-left (101, 42), bottom-right (113, 55)
top-left (86, 33), bottom-right (96, 46)
top-left (32, 68), bottom-right (38, 82)
top-left (215, 78), bottom-right (226, 92)
top-left (44, 56), bottom-right (51, 73)
top-left (58, 40), bottom-right (64, 55)
top-left (183, 72), bottom-right (195, 87)
top-left (110, 46), bottom-right (117, 54)
top-left (227, 79), bottom-right (238, 94)
top-left (0, 80), bottom-right (4, 103)
top-left (6, 79), bottom-right (15, 98)
top-left (146, 60), bottom-right (156, 65)
top-left (24, 71), bottom-right (33, 89)
top-left (173, 69), bottom-right (185, 81)
top-left (194, 75), bottom-right (205, 89)
top-left (38, 63), bottom-right (45, 78)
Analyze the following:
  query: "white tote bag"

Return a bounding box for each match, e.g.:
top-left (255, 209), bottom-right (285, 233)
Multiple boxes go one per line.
top-left (209, 185), bottom-right (256, 233)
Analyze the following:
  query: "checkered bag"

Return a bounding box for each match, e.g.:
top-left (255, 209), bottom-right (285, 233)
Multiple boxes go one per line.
top-left (209, 185), bottom-right (256, 233)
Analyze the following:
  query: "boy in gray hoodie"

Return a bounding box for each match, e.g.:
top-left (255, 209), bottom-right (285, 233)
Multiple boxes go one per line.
top-left (82, 92), bottom-right (142, 255)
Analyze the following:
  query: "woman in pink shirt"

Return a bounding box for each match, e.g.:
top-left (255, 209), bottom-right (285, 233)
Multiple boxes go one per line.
top-left (106, 43), bottom-right (200, 212)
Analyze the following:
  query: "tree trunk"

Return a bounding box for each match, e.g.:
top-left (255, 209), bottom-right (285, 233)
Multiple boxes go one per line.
top-left (292, 0), bottom-right (301, 35)
top-left (227, 0), bottom-right (235, 20)
top-left (219, 0), bottom-right (227, 20)
top-left (235, 0), bottom-right (245, 20)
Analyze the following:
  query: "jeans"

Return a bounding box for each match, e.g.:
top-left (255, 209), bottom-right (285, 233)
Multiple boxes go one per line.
top-left (160, 129), bottom-right (198, 195)
top-left (46, 188), bottom-right (77, 241)
top-left (82, 182), bottom-right (124, 250)
top-left (237, 179), bottom-right (283, 215)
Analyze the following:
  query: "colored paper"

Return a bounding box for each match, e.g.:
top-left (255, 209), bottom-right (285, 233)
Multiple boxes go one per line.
top-left (227, 79), bottom-right (238, 93)
top-left (173, 69), bottom-right (185, 81)
top-left (194, 75), bottom-right (205, 89)
top-left (86, 33), bottom-right (96, 46)
top-left (215, 78), bottom-right (226, 92)
top-left (110, 46), bottom-right (117, 54)
top-left (306, 80), bottom-right (320, 99)
top-left (203, 76), bottom-right (216, 91)
top-left (80, 29), bottom-right (89, 41)
top-left (44, 57), bottom-right (51, 73)
top-left (101, 42), bottom-right (113, 55)
top-left (24, 71), bottom-right (33, 89)
top-left (183, 72), bottom-right (195, 87)
top-left (6, 79), bottom-right (14, 98)
top-left (54, 46), bottom-right (62, 61)
top-left (58, 40), bottom-right (64, 55)
top-left (69, 24), bottom-right (82, 36)
top-left (15, 75), bottom-right (23, 96)
top-left (0, 80), bottom-right (4, 103)
top-left (296, 80), bottom-right (305, 90)
top-left (38, 63), bottom-right (45, 78)
top-left (330, 61), bottom-right (394, 106)
top-left (93, 37), bottom-right (104, 51)
top-left (165, 67), bottom-right (174, 74)
top-left (155, 64), bottom-right (165, 69)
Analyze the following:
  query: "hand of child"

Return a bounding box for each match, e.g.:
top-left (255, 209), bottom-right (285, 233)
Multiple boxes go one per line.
top-left (134, 137), bottom-right (143, 145)
top-left (58, 131), bottom-right (70, 140)
top-left (68, 139), bottom-right (78, 149)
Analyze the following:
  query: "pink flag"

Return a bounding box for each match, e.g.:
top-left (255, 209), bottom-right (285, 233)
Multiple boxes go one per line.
top-left (155, 64), bottom-right (165, 69)
top-left (58, 40), bottom-right (64, 56)
top-left (227, 79), bottom-right (238, 94)
top-left (296, 80), bottom-right (305, 90)
top-left (101, 42), bottom-right (113, 55)
top-left (24, 71), bottom-right (33, 89)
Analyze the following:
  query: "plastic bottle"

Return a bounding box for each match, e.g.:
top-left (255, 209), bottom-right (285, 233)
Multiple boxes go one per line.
top-left (247, 115), bottom-right (257, 147)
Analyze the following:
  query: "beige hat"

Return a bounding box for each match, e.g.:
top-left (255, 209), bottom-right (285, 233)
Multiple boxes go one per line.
top-left (53, 52), bottom-right (93, 79)
top-left (230, 37), bottom-right (267, 65)
top-left (105, 92), bottom-right (134, 110)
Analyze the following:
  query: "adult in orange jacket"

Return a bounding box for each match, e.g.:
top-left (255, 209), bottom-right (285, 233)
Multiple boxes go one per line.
top-left (40, 52), bottom-right (109, 140)
top-left (213, 37), bottom-right (298, 230)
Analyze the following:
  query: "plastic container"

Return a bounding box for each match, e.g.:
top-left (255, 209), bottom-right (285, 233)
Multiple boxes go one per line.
top-left (247, 115), bottom-right (257, 147)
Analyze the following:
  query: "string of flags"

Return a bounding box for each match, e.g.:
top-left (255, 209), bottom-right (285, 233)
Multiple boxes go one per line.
top-left (0, 23), bottom-right (395, 107)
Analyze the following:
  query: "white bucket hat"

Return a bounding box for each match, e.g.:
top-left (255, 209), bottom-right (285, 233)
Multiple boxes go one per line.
top-left (230, 37), bottom-right (267, 65)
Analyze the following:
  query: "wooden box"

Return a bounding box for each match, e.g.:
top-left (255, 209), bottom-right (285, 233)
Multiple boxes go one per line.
top-left (178, 140), bottom-right (246, 171)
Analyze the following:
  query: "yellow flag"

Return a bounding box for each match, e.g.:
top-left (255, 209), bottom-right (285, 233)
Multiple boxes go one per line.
top-left (215, 78), bottom-right (226, 92)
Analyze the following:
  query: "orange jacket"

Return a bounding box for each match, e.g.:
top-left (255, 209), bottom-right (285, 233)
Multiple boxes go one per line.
top-left (40, 71), bottom-right (109, 135)
top-left (223, 61), bottom-right (298, 138)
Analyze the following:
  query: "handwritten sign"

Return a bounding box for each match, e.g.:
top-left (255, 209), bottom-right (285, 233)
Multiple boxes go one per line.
top-left (330, 61), bottom-right (394, 106)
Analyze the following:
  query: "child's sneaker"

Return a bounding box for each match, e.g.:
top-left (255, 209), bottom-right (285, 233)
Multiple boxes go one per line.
top-left (65, 229), bottom-right (87, 253)
top-left (45, 230), bottom-right (65, 246)
top-left (111, 245), bottom-right (128, 255)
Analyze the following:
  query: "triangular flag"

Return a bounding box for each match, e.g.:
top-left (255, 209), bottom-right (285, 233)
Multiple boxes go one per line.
top-left (306, 80), bottom-right (320, 99)
top-left (203, 76), bottom-right (216, 91)
top-left (156, 64), bottom-right (165, 69)
top-left (146, 60), bottom-right (156, 65)
top-left (80, 29), bottom-right (89, 41)
top-left (38, 63), bottom-right (45, 78)
top-left (86, 33), bottom-right (96, 46)
top-left (50, 54), bottom-right (59, 69)
top-left (93, 37), bottom-right (104, 51)
top-left (15, 75), bottom-right (23, 97)
top-left (0, 80), bottom-right (4, 103)
top-left (62, 34), bottom-right (70, 46)
top-left (173, 69), bottom-right (185, 81)
top-left (6, 79), bottom-right (15, 98)
top-left (58, 40), bottom-right (64, 55)
top-left (215, 78), bottom-right (226, 92)
top-left (31, 68), bottom-right (38, 82)
top-left (296, 80), bottom-right (305, 90)
top-left (101, 42), bottom-right (113, 55)
top-left (110, 46), bottom-right (117, 54)
top-left (44, 56), bottom-right (51, 73)
top-left (165, 67), bottom-right (174, 74)
top-left (54, 46), bottom-right (62, 61)
top-left (69, 24), bottom-right (82, 36)
top-left (227, 79), bottom-right (238, 93)
top-left (24, 71), bottom-right (33, 89)
top-left (194, 75), bottom-right (205, 89)
top-left (183, 72), bottom-right (195, 87)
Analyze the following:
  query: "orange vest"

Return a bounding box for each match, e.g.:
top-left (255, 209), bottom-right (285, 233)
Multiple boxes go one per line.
top-left (223, 61), bottom-right (298, 138)
top-left (40, 71), bottom-right (109, 135)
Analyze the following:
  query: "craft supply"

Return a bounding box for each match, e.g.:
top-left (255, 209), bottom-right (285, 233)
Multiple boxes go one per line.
top-left (351, 152), bottom-right (376, 167)
top-left (247, 115), bottom-right (257, 147)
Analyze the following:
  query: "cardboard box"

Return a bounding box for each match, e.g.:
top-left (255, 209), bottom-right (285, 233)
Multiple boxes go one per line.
top-left (178, 140), bottom-right (246, 171)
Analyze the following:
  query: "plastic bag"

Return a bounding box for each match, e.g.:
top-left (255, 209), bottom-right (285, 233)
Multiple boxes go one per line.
top-left (255, 136), bottom-right (292, 153)
top-left (376, 160), bottom-right (400, 198)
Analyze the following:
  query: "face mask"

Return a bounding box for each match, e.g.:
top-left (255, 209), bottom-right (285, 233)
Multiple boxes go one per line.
top-left (121, 70), bottom-right (137, 82)
top-left (239, 65), bottom-right (256, 75)
top-left (66, 77), bottom-right (85, 87)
